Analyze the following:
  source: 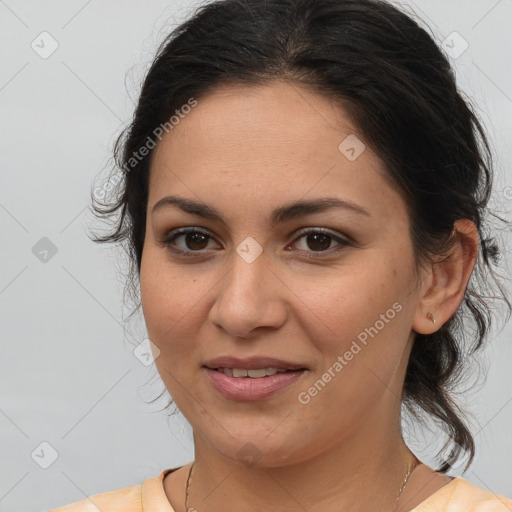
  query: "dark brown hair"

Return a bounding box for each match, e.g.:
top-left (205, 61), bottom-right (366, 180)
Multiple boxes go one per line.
top-left (89, 0), bottom-right (511, 472)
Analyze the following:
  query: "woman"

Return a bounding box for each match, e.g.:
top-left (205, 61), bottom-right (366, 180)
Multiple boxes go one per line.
top-left (50, 0), bottom-right (512, 510)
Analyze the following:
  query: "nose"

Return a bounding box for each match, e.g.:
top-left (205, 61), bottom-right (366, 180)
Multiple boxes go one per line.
top-left (208, 247), bottom-right (289, 339)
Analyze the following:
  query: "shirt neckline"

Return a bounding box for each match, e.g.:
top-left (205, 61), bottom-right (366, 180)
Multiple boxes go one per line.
top-left (409, 476), bottom-right (462, 511)
top-left (141, 464), bottom-right (191, 511)
top-left (143, 465), bottom-right (462, 512)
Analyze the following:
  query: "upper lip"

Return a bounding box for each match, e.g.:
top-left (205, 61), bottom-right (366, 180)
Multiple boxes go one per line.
top-left (203, 356), bottom-right (306, 371)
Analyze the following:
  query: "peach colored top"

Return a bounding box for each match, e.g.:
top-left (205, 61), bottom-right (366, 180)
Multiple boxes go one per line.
top-left (48, 465), bottom-right (512, 512)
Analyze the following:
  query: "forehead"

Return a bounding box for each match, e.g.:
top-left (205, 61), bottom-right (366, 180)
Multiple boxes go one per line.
top-left (156, 81), bottom-right (360, 157)
top-left (148, 81), bottom-right (408, 228)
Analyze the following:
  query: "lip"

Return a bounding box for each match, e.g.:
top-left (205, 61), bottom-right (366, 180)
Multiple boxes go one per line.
top-left (203, 355), bottom-right (306, 371)
top-left (204, 367), bottom-right (307, 401)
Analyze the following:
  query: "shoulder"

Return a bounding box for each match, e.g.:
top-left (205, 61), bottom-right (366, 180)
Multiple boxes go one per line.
top-left (47, 467), bottom-right (179, 512)
top-left (48, 481), bottom-right (143, 512)
top-left (415, 477), bottom-right (512, 512)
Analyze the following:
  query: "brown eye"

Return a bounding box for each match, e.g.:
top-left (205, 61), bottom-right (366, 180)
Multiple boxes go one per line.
top-left (290, 228), bottom-right (351, 255)
top-left (182, 232), bottom-right (210, 250)
top-left (303, 232), bottom-right (332, 251)
top-left (160, 228), bottom-right (220, 256)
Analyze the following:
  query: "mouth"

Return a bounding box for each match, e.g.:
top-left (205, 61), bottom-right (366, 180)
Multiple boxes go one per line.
top-left (202, 356), bottom-right (308, 400)
top-left (203, 356), bottom-right (307, 376)
top-left (208, 367), bottom-right (304, 378)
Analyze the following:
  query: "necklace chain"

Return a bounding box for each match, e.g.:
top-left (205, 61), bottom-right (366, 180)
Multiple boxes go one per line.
top-left (395, 456), bottom-right (420, 510)
top-left (184, 455), bottom-right (419, 512)
top-left (184, 461), bottom-right (194, 512)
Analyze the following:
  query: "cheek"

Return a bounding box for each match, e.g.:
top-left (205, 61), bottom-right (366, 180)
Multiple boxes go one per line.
top-left (139, 252), bottom-right (200, 401)
top-left (295, 261), bottom-right (402, 348)
top-left (294, 261), bottom-right (412, 406)
top-left (139, 245), bottom-right (220, 367)
top-left (140, 247), bottom-right (194, 345)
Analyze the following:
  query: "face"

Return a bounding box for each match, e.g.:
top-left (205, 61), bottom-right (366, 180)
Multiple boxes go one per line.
top-left (140, 81), bottom-right (423, 467)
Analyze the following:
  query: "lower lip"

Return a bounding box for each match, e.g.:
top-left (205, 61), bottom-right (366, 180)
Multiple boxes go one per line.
top-left (204, 368), bottom-right (306, 401)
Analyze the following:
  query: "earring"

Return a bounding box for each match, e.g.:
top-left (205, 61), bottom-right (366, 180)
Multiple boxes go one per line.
top-left (427, 312), bottom-right (436, 325)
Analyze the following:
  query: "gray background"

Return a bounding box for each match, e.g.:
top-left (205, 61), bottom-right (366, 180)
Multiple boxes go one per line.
top-left (0, 1), bottom-right (511, 511)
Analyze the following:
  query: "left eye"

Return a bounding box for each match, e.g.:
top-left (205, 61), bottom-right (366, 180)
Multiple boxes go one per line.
top-left (289, 229), bottom-right (350, 254)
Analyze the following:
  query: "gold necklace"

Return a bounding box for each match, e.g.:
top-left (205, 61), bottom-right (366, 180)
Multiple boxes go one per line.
top-left (184, 456), bottom-right (420, 512)
top-left (394, 456), bottom-right (420, 511)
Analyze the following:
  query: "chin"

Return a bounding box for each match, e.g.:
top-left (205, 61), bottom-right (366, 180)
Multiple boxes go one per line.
top-left (198, 427), bottom-right (318, 469)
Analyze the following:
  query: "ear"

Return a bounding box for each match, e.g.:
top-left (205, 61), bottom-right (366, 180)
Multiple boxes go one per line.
top-left (412, 219), bottom-right (480, 335)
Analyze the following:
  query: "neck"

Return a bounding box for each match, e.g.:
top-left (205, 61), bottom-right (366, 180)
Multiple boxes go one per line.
top-left (185, 407), bottom-right (417, 512)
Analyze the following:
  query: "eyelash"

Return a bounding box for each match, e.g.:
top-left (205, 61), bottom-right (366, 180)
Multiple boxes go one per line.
top-left (158, 227), bottom-right (351, 259)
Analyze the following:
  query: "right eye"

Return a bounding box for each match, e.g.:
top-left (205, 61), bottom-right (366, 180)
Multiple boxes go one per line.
top-left (159, 227), bottom-right (221, 257)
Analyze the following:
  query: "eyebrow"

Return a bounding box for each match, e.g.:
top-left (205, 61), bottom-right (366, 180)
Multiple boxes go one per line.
top-left (151, 195), bottom-right (371, 225)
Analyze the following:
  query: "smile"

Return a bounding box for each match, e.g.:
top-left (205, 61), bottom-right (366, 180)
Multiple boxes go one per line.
top-left (215, 367), bottom-right (294, 377)
top-left (204, 367), bottom-right (307, 400)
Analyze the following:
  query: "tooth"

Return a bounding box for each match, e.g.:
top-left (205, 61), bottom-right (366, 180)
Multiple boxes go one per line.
top-left (247, 369), bottom-right (267, 378)
top-left (223, 367), bottom-right (294, 378)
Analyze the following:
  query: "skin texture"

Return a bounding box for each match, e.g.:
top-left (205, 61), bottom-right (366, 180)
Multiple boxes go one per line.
top-left (139, 81), bottom-right (479, 512)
